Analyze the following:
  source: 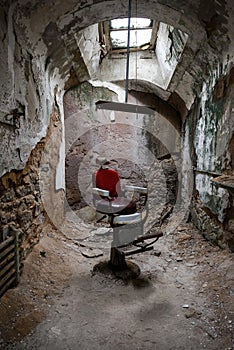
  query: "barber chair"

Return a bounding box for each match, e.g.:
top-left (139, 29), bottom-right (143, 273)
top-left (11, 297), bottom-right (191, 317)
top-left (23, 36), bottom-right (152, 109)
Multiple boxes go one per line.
top-left (92, 185), bottom-right (163, 272)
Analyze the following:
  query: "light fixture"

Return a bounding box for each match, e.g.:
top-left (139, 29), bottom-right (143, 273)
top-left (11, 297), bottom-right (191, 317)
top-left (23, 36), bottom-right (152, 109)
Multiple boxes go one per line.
top-left (96, 0), bottom-right (154, 116)
top-left (96, 100), bottom-right (154, 115)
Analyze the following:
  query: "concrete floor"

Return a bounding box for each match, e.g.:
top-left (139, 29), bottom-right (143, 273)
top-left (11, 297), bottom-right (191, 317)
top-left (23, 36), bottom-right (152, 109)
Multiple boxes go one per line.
top-left (0, 214), bottom-right (233, 350)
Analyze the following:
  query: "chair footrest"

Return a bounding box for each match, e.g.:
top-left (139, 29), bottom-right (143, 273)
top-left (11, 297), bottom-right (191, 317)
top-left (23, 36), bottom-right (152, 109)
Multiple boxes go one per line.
top-left (133, 231), bottom-right (163, 243)
top-left (124, 245), bottom-right (154, 256)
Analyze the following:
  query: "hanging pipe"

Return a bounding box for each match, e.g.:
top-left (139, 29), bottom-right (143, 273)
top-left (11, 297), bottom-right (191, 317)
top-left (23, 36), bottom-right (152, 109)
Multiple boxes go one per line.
top-left (125, 0), bottom-right (132, 103)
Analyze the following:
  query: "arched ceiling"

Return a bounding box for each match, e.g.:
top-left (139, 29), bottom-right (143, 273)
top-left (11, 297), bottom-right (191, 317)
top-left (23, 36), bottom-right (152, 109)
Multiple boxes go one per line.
top-left (5, 0), bottom-right (234, 116)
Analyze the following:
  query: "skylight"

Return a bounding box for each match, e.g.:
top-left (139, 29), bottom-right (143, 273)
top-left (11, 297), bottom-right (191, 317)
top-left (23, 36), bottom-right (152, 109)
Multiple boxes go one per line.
top-left (110, 18), bottom-right (153, 49)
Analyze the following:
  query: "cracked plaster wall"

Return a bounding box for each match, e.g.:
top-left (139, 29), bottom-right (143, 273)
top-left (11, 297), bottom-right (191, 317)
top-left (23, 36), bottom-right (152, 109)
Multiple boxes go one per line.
top-left (75, 24), bottom-right (101, 79)
top-left (195, 63), bottom-right (234, 215)
top-left (0, 3), bottom-right (53, 177)
top-left (188, 62), bottom-right (234, 250)
top-left (155, 22), bottom-right (188, 89)
top-left (0, 3), bottom-right (66, 255)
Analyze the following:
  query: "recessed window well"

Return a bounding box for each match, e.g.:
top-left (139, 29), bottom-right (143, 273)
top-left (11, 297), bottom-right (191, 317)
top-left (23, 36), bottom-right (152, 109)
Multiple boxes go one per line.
top-left (97, 19), bottom-right (189, 89)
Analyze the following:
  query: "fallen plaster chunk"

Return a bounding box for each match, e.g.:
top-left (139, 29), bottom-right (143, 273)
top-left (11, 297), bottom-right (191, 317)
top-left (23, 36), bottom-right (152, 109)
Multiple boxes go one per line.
top-left (80, 247), bottom-right (103, 258)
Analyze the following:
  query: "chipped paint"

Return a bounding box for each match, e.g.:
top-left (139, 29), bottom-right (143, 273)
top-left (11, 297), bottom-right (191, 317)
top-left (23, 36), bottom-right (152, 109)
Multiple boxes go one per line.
top-left (193, 61), bottom-right (234, 223)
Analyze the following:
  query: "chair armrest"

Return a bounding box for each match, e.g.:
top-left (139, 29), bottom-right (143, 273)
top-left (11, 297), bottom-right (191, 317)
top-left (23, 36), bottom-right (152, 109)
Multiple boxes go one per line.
top-left (92, 187), bottom-right (110, 197)
top-left (124, 185), bottom-right (148, 194)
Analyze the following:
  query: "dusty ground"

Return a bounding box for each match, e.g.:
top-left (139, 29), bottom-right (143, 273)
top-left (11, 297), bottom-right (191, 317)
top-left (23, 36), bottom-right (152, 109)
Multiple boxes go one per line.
top-left (0, 212), bottom-right (233, 350)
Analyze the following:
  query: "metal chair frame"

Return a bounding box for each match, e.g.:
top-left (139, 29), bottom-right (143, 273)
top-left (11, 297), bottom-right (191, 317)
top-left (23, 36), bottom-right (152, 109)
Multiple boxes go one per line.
top-left (92, 185), bottom-right (163, 258)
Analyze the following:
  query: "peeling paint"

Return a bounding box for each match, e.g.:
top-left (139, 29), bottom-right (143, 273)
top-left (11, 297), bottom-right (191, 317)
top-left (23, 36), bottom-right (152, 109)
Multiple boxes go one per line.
top-left (196, 173), bottom-right (229, 222)
top-left (191, 61), bottom-right (234, 229)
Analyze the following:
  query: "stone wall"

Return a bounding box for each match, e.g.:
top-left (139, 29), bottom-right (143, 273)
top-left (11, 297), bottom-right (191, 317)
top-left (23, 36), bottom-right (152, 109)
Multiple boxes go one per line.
top-left (190, 199), bottom-right (232, 251)
top-left (65, 124), bottom-right (151, 209)
top-left (0, 110), bottom-right (64, 259)
top-left (64, 82), bottom-right (180, 233)
top-left (0, 140), bottom-right (44, 258)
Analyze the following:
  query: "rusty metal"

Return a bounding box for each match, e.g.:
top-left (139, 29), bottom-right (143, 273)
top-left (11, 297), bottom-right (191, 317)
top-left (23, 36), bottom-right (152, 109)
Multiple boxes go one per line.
top-left (0, 233), bottom-right (20, 298)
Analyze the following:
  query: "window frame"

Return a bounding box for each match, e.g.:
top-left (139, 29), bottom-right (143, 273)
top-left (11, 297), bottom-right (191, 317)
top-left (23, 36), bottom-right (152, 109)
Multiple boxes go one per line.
top-left (100, 18), bottom-right (158, 55)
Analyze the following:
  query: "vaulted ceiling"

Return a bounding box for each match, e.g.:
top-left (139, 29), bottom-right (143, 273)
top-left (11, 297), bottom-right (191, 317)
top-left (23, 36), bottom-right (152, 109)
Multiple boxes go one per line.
top-left (2, 0), bottom-right (234, 118)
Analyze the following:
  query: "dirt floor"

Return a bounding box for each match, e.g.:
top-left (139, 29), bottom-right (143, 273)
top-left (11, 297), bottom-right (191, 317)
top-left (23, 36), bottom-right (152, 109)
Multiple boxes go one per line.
top-left (0, 212), bottom-right (233, 350)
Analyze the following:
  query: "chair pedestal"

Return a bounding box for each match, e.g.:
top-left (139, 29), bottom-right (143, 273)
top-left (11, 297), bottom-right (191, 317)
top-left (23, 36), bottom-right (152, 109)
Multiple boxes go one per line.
top-left (110, 247), bottom-right (127, 269)
top-left (109, 246), bottom-right (141, 280)
top-left (92, 185), bottom-right (162, 279)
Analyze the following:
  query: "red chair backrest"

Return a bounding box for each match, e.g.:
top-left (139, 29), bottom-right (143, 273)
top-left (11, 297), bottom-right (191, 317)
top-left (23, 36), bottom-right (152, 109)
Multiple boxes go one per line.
top-left (95, 168), bottom-right (121, 198)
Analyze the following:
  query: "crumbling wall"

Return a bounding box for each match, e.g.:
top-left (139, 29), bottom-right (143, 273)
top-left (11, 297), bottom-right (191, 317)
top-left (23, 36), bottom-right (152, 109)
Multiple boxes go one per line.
top-left (64, 82), bottom-right (180, 232)
top-left (0, 142), bottom-right (44, 255)
top-left (75, 24), bottom-right (100, 79)
top-left (188, 64), bottom-right (234, 250)
top-left (0, 3), bottom-right (52, 177)
top-left (63, 82), bottom-right (147, 209)
top-left (155, 22), bottom-right (188, 89)
top-left (0, 3), bottom-right (66, 258)
top-left (63, 82), bottom-right (116, 208)
top-left (0, 110), bottom-right (64, 259)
